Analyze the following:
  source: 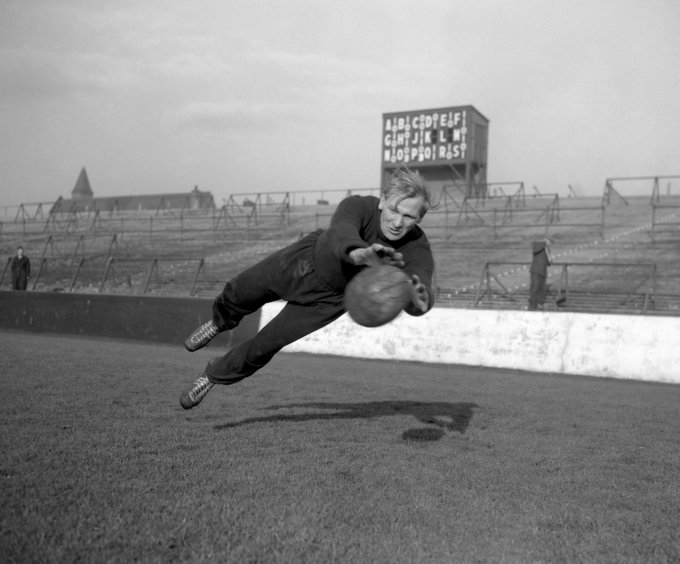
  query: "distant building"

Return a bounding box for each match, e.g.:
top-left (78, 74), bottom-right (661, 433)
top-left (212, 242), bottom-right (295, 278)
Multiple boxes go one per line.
top-left (52, 167), bottom-right (215, 214)
top-left (72, 167), bottom-right (94, 202)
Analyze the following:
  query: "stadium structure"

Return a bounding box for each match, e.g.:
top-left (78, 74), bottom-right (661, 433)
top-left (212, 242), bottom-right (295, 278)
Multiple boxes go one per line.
top-left (1, 106), bottom-right (679, 318)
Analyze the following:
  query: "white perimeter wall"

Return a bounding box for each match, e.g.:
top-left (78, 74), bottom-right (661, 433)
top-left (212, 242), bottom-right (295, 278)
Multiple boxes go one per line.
top-left (260, 303), bottom-right (680, 384)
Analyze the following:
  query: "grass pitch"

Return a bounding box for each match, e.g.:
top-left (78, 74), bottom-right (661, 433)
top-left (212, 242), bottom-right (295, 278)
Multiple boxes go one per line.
top-left (1, 330), bottom-right (679, 563)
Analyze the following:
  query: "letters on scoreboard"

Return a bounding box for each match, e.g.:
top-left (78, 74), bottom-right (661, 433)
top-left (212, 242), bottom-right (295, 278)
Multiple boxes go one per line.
top-left (382, 107), bottom-right (468, 165)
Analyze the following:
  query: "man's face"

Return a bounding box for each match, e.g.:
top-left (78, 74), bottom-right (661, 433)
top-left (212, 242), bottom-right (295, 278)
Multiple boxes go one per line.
top-left (378, 194), bottom-right (424, 241)
top-left (16, 248), bottom-right (23, 258)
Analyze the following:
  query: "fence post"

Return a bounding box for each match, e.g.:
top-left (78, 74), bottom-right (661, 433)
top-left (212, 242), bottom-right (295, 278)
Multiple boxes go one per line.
top-left (0, 257), bottom-right (11, 287)
top-left (474, 262), bottom-right (490, 305)
top-left (651, 177), bottom-right (660, 205)
top-left (143, 259), bottom-right (158, 294)
top-left (106, 234), bottom-right (118, 260)
top-left (190, 258), bottom-right (205, 296)
top-left (99, 258), bottom-right (114, 293)
top-left (560, 264), bottom-right (569, 303)
top-left (32, 258), bottom-right (48, 290)
top-left (69, 257), bottom-right (85, 292)
top-left (72, 235), bottom-right (85, 266)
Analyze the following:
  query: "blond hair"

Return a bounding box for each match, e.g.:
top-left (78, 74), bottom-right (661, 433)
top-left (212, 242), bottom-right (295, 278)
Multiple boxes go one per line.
top-left (383, 167), bottom-right (436, 218)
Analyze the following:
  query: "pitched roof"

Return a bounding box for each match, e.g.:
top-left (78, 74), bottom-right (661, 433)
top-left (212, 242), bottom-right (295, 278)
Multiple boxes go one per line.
top-left (72, 167), bottom-right (93, 198)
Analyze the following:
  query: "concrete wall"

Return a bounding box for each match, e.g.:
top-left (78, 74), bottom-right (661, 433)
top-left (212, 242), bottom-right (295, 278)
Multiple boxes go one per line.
top-left (0, 292), bottom-right (260, 350)
top-left (260, 302), bottom-right (680, 384)
top-left (2, 292), bottom-right (677, 384)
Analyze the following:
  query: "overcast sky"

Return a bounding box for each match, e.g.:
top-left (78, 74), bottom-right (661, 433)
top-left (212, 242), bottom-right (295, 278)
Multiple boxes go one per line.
top-left (1, 0), bottom-right (678, 206)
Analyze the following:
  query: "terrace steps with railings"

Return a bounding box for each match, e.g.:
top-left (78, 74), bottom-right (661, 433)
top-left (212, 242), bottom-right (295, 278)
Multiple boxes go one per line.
top-left (442, 286), bottom-right (679, 316)
top-left (2, 194), bottom-right (680, 315)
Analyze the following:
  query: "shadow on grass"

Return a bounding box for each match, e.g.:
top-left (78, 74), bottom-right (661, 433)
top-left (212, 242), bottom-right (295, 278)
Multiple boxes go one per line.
top-left (214, 401), bottom-right (478, 442)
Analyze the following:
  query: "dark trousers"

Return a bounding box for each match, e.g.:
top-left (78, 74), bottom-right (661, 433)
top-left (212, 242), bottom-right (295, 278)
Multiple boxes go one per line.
top-left (206, 231), bottom-right (345, 385)
top-left (12, 272), bottom-right (28, 291)
top-left (528, 272), bottom-right (547, 310)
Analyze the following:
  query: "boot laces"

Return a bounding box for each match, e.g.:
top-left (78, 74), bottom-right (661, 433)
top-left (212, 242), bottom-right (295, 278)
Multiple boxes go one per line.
top-left (193, 321), bottom-right (219, 343)
top-left (189, 375), bottom-right (214, 401)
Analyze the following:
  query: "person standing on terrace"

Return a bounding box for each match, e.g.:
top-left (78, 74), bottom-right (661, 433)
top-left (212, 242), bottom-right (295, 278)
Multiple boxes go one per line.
top-left (179, 167), bottom-right (437, 410)
top-left (528, 238), bottom-right (553, 311)
top-left (10, 246), bottom-right (31, 291)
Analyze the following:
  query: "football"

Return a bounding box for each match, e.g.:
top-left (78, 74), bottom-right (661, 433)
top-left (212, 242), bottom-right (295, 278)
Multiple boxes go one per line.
top-left (344, 265), bottom-right (412, 327)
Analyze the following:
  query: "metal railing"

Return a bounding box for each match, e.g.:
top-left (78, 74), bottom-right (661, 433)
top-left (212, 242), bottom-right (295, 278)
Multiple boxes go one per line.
top-left (98, 257), bottom-right (206, 295)
top-left (475, 261), bottom-right (658, 313)
top-left (5, 255), bottom-right (209, 296)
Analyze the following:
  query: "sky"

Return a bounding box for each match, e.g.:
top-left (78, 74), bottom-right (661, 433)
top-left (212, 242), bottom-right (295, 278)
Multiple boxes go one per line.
top-left (1, 0), bottom-right (679, 207)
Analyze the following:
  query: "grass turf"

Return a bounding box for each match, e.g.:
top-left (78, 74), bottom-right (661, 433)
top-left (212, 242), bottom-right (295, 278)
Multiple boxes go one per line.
top-left (1, 330), bottom-right (679, 562)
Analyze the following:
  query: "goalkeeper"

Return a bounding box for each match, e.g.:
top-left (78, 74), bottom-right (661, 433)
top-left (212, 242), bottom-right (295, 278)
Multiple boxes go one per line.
top-left (179, 168), bottom-right (436, 409)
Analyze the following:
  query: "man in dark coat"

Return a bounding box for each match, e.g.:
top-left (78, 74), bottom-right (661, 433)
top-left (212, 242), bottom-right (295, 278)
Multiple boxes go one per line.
top-left (528, 238), bottom-right (552, 310)
top-left (11, 246), bottom-right (30, 291)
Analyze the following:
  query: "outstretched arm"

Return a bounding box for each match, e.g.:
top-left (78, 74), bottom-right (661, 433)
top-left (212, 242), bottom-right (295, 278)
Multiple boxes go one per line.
top-left (348, 244), bottom-right (404, 268)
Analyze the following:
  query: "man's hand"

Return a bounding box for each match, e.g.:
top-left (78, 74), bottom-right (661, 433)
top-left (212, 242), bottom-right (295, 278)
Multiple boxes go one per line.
top-left (409, 274), bottom-right (429, 313)
top-left (349, 244), bottom-right (405, 268)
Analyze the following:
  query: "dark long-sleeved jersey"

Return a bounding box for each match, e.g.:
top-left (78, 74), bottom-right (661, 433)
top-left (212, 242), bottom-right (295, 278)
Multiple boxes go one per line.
top-left (313, 195), bottom-right (435, 314)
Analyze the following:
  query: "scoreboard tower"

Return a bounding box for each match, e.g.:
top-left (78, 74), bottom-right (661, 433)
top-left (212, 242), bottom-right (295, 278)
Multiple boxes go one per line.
top-left (381, 105), bottom-right (489, 198)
